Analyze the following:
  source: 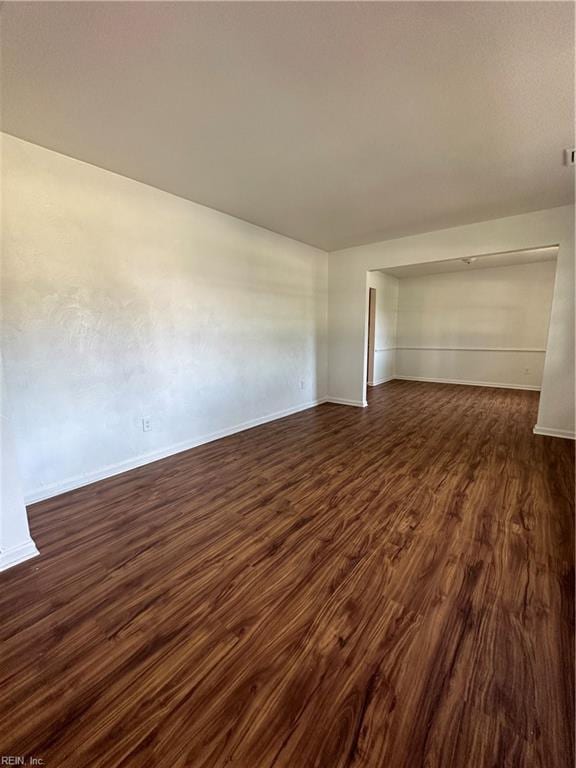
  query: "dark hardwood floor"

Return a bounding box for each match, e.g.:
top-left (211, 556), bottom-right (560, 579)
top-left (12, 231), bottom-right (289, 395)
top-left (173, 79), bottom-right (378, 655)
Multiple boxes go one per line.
top-left (1, 380), bottom-right (574, 767)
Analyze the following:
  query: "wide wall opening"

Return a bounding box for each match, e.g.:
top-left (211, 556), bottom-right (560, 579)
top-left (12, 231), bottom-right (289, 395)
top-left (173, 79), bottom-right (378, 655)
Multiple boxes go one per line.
top-left (364, 245), bottom-right (559, 401)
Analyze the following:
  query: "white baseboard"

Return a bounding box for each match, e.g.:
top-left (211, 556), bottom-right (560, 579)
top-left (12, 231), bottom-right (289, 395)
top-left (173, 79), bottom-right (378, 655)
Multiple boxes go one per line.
top-left (325, 398), bottom-right (368, 408)
top-left (394, 375), bottom-right (541, 391)
top-left (533, 425), bottom-right (576, 440)
top-left (368, 376), bottom-right (395, 387)
top-left (396, 346), bottom-right (546, 353)
top-left (26, 397), bottom-right (327, 504)
top-left (0, 538), bottom-right (39, 572)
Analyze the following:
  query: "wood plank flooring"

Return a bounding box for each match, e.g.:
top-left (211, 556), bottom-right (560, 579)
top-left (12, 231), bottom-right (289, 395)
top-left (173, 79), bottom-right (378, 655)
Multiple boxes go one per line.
top-left (0, 380), bottom-right (574, 767)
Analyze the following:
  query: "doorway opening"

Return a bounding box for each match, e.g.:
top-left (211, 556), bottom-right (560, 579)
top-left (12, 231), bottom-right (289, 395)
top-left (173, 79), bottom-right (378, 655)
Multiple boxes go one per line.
top-left (366, 287), bottom-right (376, 386)
top-left (363, 245), bottom-right (559, 410)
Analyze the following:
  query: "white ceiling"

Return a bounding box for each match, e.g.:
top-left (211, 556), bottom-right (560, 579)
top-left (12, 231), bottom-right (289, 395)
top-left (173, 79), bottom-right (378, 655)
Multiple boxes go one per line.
top-left (1, 2), bottom-right (574, 251)
top-left (379, 246), bottom-right (559, 279)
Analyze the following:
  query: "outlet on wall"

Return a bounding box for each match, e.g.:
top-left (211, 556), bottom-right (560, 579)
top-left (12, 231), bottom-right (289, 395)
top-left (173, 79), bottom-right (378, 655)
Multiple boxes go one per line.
top-left (299, 379), bottom-right (305, 390)
top-left (142, 417), bottom-right (152, 432)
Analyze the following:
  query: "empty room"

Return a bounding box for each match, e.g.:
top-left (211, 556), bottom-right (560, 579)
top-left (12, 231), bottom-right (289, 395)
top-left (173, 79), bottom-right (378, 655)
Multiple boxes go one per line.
top-left (366, 249), bottom-right (559, 393)
top-left (0, 3), bottom-right (574, 767)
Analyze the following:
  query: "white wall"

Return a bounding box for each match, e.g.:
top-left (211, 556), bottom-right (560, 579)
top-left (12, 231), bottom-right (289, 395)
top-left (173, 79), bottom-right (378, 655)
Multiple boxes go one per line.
top-left (329, 206), bottom-right (575, 437)
top-left (367, 271), bottom-right (398, 386)
top-left (1, 135), bottom-right (328, 501)
top-left (0, 139), bottom-right (37, 570)
top-left (395, 261), bottom-right (556, 390)
top-left (0, 411), bottom-right (38, 570)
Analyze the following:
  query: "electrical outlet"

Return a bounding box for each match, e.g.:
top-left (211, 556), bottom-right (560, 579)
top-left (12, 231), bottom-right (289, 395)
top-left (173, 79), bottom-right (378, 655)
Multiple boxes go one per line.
top-left (142, 417), bottom-right (152, 432)
top-left (523, 368), bottom-right (530, 376)
top-left (299, 379), bottom-right (305, 390)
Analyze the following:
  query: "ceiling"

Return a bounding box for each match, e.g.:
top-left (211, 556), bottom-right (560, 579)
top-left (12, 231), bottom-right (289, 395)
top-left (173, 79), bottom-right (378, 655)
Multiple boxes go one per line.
top-left (379, 246), bottom-right (559, 279)
top-left (1, 2), bottom-right (574, 252)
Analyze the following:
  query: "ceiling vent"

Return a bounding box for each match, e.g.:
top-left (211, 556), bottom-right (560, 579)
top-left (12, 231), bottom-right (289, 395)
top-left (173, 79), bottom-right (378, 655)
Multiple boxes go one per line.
top-left (564, 148), bottom-right (575, 166)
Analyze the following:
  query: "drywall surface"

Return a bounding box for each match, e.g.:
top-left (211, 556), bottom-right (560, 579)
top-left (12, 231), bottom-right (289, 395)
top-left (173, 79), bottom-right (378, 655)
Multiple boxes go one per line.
top-left (395, 261), bottom-right (556, 389)
top-left (367, 271), bottom-right (398, 385)
top-left (535, 221), bottom-right (576, 438)
top-left (328, 205), bottom-right (574, 436)
top-left (1, 135), bottom-right (328, 500)
top-left (0, 409), bottom-right (39, 570)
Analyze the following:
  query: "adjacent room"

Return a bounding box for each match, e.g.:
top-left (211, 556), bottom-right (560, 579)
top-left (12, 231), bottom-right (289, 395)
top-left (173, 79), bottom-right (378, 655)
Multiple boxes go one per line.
top-left (1, 2), bottom-right (574, 767)
top-left (366, 247), bottom-right (558, 394)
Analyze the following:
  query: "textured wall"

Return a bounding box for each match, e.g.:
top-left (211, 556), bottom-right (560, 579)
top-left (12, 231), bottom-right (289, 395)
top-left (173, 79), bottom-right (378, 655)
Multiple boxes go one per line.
top-left (1, 135), bottom-right (328, 500)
